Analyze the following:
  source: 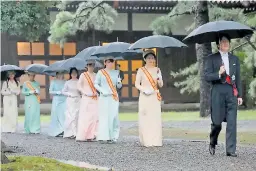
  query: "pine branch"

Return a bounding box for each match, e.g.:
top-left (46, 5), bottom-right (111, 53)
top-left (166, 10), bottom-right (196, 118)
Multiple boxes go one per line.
top-left (231, 41), bottom-right (249, 52)
top-left (246, 37), bottom-right (256, 50)
top-left (60, 1), bottom-right (105, 24)
top-left (169, 11), bottom-right (192, 18)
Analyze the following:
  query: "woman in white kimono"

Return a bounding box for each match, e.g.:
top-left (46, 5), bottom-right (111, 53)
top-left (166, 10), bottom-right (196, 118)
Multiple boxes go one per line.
top-left (135, 50), bottom-right (163, 147)
top-left (76, 61), bottom-right (98, 142)
top-left (48, 72), bottom-right (66, 137)
top-left (62, 68), bottom-right (81, 138)
top-left (94, 56), bottom-right (122, 143)
top-left (1, 71), bottom-right (20, 133)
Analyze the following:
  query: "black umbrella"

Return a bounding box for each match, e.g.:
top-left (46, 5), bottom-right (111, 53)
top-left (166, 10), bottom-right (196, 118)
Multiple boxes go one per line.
top-left (44, 58), bottom-right (85, 73)
top-left (44, 58), bottom-right (104, 74)
top-left (74, 46), bottom-right (101, 61)
top-left (44, 60), bottom-right (66, 76)
top-left (0, 64), bottom-right (25, 80)
top-left (25, 64), bottom-right (48, 75)
top-left (92, 42), bottom-right (142, 58)
top-left (128, 35), bottom-right (187, 50)
top-left (183, 20), bottom-right (254, 44)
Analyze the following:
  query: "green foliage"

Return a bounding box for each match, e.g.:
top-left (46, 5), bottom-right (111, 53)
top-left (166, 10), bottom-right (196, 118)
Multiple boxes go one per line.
top-left (48, 1), bottom-right (118, 47)
top-left (48, 11), bottom-right (77, 47)
top-left (171, 63), bottom-right (199, 94)
top-left (151, 1), bottom-right (194, 35)
top-left (151, 2), bottom-right (256, 101)
top-left (1, 156), bottom-right (92, 171)
top-left (249, 78), bottom-right (256, 99)
top-left (1, 1), bottom-right (51, 42)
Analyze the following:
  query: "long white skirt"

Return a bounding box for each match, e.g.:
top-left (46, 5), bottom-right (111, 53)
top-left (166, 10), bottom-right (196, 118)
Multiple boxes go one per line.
top-left (63, 97), bottom-right (80, 138)
top-left (2, 95), bottom-right (18, 133)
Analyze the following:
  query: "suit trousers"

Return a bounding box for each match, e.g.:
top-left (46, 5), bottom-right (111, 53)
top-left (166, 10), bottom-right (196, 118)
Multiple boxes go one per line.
top-left (210, 83), bottom-right (237, 153)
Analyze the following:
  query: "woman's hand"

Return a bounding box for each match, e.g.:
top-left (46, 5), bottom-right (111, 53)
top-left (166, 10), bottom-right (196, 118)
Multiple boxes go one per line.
top-left (29, 90), bottom-right (35, 94)
top-left (56, 91), bottom-right (62, 95)
top-left (84, 92), bottom-right (93, 97)
top-left (102, 91), bottom-right (112, 96)
top-left (10, 89), bottom-right (16, 95)
top-left (157, 68), bottom-right (163, 88)
top-left (143, 89), bottom-right (154, 96)
top-left (157, 71), bottom-right (162, 81)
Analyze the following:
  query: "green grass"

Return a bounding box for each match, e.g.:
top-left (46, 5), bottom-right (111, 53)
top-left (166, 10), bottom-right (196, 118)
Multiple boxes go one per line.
top-left (1, 156), bottom-right (92, 171)
top-left (18, 110), bottom-right (256, 123)
top-left (124, 128), bottom-right (256, 145)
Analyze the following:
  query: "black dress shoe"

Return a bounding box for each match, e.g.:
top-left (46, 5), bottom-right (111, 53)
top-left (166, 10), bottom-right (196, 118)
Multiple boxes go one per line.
top-left (226, 153), bottom-right (237, 157)
top-left (209, 144), bottom-right (215, 155)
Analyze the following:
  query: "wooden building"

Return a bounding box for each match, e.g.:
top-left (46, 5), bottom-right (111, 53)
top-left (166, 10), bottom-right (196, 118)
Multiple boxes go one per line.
top-left (1, 1), bottom-right (200, 104)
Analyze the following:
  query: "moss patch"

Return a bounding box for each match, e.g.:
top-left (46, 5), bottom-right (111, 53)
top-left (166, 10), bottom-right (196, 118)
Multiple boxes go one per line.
top-left (1, 156), bottom-right (92, 171)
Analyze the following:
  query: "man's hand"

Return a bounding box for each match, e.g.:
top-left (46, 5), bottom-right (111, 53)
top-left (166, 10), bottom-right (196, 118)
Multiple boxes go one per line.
top-left (238, 98), bottom-right (243, 106)
top-left (219, 66), bottom-right (226, 75)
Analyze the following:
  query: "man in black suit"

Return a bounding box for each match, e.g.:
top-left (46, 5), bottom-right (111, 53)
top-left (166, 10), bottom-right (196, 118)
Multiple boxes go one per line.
top-left (204, 34), bottom-right (243, 157)
top-left (116, 64), bottom-right (124, 102)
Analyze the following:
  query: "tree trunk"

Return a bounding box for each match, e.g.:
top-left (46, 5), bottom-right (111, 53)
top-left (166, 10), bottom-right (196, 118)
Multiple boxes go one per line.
top-left (92, 29), bottom-right (96, 46)
top-left (194, 1), bottom-right (212, 117)
top-left (1, 141), bottom-right (10, 164)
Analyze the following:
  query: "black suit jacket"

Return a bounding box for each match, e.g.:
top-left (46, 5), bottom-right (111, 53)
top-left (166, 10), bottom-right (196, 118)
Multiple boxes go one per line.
top-left (204, 52), bottom-right (242, 98)
top-left (119, 70), bottom-right (124, 81)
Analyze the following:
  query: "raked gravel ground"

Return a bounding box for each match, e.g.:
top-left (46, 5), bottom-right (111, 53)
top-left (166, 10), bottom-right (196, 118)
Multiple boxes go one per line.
top-left (2, 120), bottom-right (256, 171)
top-left (2, 133), bottom-right (256, 171)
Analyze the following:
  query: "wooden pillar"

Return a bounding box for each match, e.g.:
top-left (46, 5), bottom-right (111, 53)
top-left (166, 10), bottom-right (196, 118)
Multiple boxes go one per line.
top-left (1, 33), bottom-right (18, 65)
top-left (127, 12), bottom-right (133, 43)
top-left (127, 11), bottom-right (134, 100)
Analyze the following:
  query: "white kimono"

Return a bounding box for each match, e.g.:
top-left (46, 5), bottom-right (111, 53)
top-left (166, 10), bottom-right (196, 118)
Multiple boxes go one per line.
top-left (62, 79), bottom-right (81, 138)
top-left (1, 80), bottom-right (20, 133)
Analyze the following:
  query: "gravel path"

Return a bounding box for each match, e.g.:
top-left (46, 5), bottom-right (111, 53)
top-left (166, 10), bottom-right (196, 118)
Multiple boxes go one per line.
top-left (14, 119), bottom-right (256, 134)
top-left (2, 131), bottom-right (256, 171)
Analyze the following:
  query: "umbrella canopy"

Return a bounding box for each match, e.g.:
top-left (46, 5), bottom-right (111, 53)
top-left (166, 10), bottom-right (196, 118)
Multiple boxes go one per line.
top-left (0, 64), bottom-right (25, 80)
top-left (44, 58), bottom-right (103, 74)
top-left (25, 64), bottom-right (48, 75)
top-left (183, 20), bottom-right (254, 44)
top-left (128, 35), bottom-right (187, 50)
top-left (91, 42), bottom-right (142, 58)
top-left (74, 46), bottom-right (101, 61)
top-left (44, 58), bottom-right (86, 73)
top-left (44, 60), bottom-right (66, 74)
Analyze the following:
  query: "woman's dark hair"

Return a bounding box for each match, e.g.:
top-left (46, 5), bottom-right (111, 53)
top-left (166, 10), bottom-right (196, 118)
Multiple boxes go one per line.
top-left (6, 77), bottom-right (19, 88)
top-left (144, 53), bottom-right (156, 60)
top-left (69, 68), bottom-right (79, 79)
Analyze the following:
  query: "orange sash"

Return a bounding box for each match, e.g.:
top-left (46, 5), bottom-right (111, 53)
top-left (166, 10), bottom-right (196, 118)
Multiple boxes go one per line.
top-left (141, 67), bottom-right (162, 101)
top-left (101, 69), bottom-right (118, 101)
top-left (26, 81), bottom-right (41, 103)
top-left (83, 72), bottom-right (97, 100)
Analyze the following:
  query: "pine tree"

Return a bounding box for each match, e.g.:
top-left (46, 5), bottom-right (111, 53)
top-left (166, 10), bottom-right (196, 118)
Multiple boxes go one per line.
top-left (48, 1), bottom-right (118, 47)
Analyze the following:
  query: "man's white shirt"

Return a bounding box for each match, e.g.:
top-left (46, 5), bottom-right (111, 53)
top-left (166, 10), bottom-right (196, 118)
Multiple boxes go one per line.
top-left (219, 51), bottom-right (229, 75)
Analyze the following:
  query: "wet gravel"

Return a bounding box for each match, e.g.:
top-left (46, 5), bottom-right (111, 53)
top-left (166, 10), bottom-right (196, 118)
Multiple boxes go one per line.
top-left (2, 132), bottom-right (256, 171)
